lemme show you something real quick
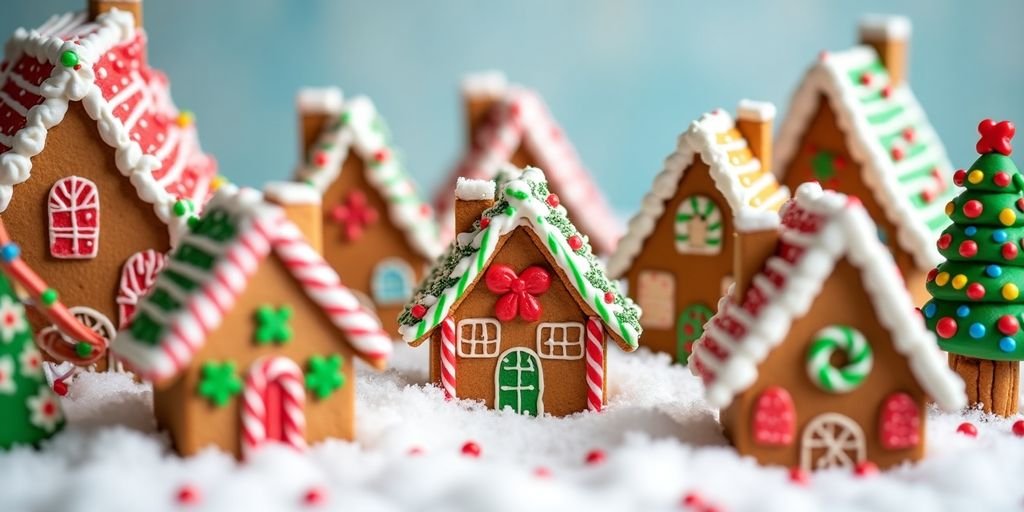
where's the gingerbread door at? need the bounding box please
[799,412,866,471]
[242,356,307,456]
[676,303,713,364]
[495,348,543,416]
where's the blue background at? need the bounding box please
[3,1,1023,212]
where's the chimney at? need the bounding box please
[454,177,496,235]
[731,213,780,304]
[858,15,911,86]
[297,88,344,161]
[735,100,776,174]
[461,71,507,146]
[264,182,323,252]
[89,0,142,27]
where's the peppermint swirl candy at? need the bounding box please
[805,325,873,393]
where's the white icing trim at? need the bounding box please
[800,412,866,471]
[263,181,321,206]
[454,177,496,201]
[535,322,585,360]
[455,317,501,358]
[858,14,912,41]
[737,100,776,122]
[460,70,508,97]
[690,183,965,412]
[296,87,343,115]
[607,108,789,278]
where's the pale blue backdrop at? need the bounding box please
[3,1,1023,212]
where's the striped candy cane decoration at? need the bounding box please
[242,356,307,458]
[440,316,456,400]
[585,317,605,412]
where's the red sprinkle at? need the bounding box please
[958,240,978,258]
[859,72,872,85]
[176,484,201,505]
[788,467,810,485]
[461,441,481,458]
[585,449,607,465]
[410,304,426,319]
[995,171,1012,187]
[603,292,615,304]
[52,380,68,397]
[967,283,986,300]
[891,147,905,161]
[903,127,915,142]
[936,233,952,250]
[953,169,966,186]
[313,151,328,167]
[373,149,389,162]
[408,446,424,456]
[568,235,583,251]
[957,422,978,437]
[480,217,490,229]
[963,199,983,218]
[1012,420,1024,437]
[854,461,879,477]
[935,317,958,339]
[682,491,703,507]
[881,85,893,98]
[303,486,327,506]
[533,467,551,478]
[546,194,560,208]
[998,315,1020,335]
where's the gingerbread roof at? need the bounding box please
[607,103,790,278]
[111,186,392,383]
[689,183,964,411]
[399,167,641,349]
[773,41,955,270]
[435,73,620,253]
[295,89,442,261]
[0,10,217,235]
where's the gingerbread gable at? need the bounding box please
[0,10,216,235]
[435,74,620,253]
[773,41,954,270]
[689,183,963,410]
[295,88,441,261]
[399,167,641,349]
[607,104,789,278]
[111,186,392,383]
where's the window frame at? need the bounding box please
[535,322,585,360]
[371,258,415,306]
[456,318,501,358]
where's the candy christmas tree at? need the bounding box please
[923,119,1024,417]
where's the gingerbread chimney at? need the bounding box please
[89,0,143,27]
[735,100,776,174]
[461,71,508,145]
[858,15,911,86]
[731,213,780,303]
[296,87,344,160]
[454,177,496,235]
[264,182,323,253]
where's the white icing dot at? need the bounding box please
[111,85,119,94]
[156,133,165,143]
[120,77,128,86]
[139,119,148,128]
[98,68,108,79]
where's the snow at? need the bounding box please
[2,345,1022,512]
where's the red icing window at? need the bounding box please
[879,392,921,450]
[48,177,99,259]
[752,386,796,446]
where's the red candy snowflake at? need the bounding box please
[976,119,1015,156]
[329,190,378,241]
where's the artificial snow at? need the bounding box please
[2,345,1022,512]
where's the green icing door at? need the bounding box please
[677,303,714,364]
[495,348,543,416]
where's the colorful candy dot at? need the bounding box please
[993,230,1009,243]
[965,226,978,236]
[789,467,810,485]
[0,243,19,263]
[59,50,79,68]
[176,484,201,505]
[303,486,327,506]
[682,492,703,507]
[479,217,490,228]
[75,342,93,357]
[963,200,984,218]
[854,461,879,477]
[568,235,583,251]
[967,170,985,184]
[1018,198,1024,212]
[1000,337,1017,353]
[953,169,967,186]
[1000,208,1017,226]
[40,288,58,306]
[603,292,614,304]
[959,240,978,258]
[945,202,954,215]
[967,283,986,300]
[461,441,481,457]
[176,111,194,128]
[957,422,978,437]
[1013,420,1024,437]
[995,171,1011,187]
[936,317,958,338]
[951,274,968,290]
[998,315,1020,335]
[585,449,607,465]
[986,265,1003,277]
[968,323,986,338]
[936,233,952,250]
[935,272,950,286]
[546,194,560,208]
[1003,242,1019,260]
[1003,283,1020,300]
[373,149,389,163]
[922,303,936,318]
[410,304,426,319]
[926,268,938,282]
[956,305,971,317]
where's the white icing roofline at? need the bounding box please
[460,70,508,97]
[737,99,776,122]
[859,14,912,41]
[454,177,495,201]
[264,181,321,206]
[297,87,344,115]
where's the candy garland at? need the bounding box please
[242,356,307,457]
[805,325,873,394]
[584,317,604,412]
[440,316,456,400]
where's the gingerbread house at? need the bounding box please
[399,167,641,416]
[773,15,955,304]
[0,1,217,368]
[295,88,441,338]
[434,72,620,255]
[689,183,964,471]
[111,183,392,458]
[608,101,789,364]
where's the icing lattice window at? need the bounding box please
[675,195,722,255]
[457,318,501,358]
[636,270,674,329]
[536,322,584,360]
[48,176,99,259]
[372,258,414,305]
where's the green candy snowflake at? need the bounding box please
[254,305,293,345]
[197,361,242,407]
[305,354,345,400]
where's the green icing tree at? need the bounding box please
[0,268,64,448]
[922,119,1024,416]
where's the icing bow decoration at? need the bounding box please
[977,119,1015,156]
[485,264,551,322]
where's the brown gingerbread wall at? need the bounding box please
[154,253,358,458]
[428,228,595,417]
[722,258,928,470]
[320,155,428,338]
[2,102,170,361]
[623,159,733,361]
[778,97,929,304]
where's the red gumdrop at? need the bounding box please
[789,467,810,485]
[959,240,978,258]
[461,441,481,457]
[177,484,201,505]
[479,217,490,229]
[854,461,879,477]
[998,315,1020,335]
[410,304,426,319]
[957,422,978,437]
[936,317,958,338]
[963,200,983,218]
[603,291,615,304]
[585,449,607,465]
[546,194,560,208]
[1013,420,1024,437]
[995,171,1012,187]
[953,169,966,186]
[568,235,583,251]
[303,486,327,506]
[1003,243,1019,260]
[967,283,986,300]
[52,380,68,397]
[937,233,952,250]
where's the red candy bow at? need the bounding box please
[485,264,551,322]
[977,119,1015,156]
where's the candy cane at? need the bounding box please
[586,317,604,412]
[242,356,307,458]
[440,316,456,400]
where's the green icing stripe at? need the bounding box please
[677,213,693,222]
[706,221,722,231]
[926,213,949,231]
[897,163,940,184]
[817,366,835,392]
[847,61,887,85]
[705,238,721,246]
[676,235,690,242]
[867,106,905,125]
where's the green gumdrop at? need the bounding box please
[75,342,93,358]
[59,50,79,68]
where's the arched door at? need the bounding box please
[676,303,713,364]
[495,348,543,416]
[800,412,866,471]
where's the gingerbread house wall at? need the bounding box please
[2,102,170,358]
[721,258,928,470]
[320,156,429,338]
[428,228,596,417]
[622,159,733,361]
[777,97,928,303]
[154,253,357,458]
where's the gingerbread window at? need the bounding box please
[457,318,501,358]
[675,194,722,255]
[371,258,414,305]
[536,322,584,360]
[48,176,100,259]
[636,270,674,329]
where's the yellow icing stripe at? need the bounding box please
[747,183,781,208]
[715,128,743,145]
[737,168,766,188]
[727,148,753,166]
